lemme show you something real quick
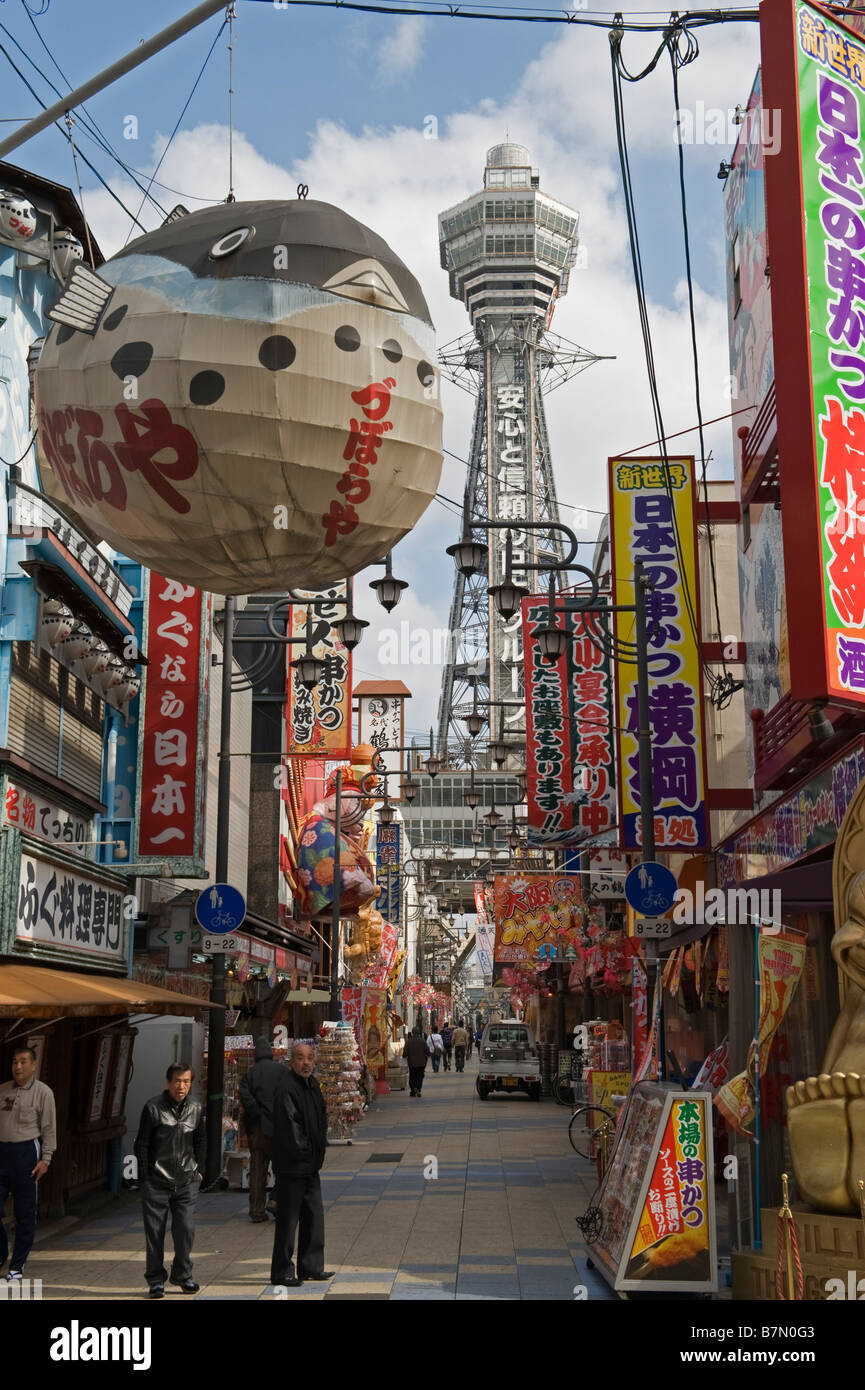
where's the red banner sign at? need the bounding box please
[137,576,209,863]
[522,595,616,847]
[286,585,352,757]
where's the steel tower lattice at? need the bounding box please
[436,143,608,759]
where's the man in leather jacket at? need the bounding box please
[134,1062,206,1299]
[239,1037,284,1222]
[269,1043,333,1288]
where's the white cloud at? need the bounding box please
[77,17,761,736]
[376,17,429,80]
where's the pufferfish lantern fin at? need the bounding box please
[46,263,114,336]
[162,204,190,225]
[322,258,409,314]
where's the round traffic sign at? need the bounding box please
[624,862,677,915]
[195,883,246,934]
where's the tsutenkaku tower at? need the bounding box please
[436,143,602,756]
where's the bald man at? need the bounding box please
[269,1044,333,1288]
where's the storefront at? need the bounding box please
[715,737,865,1215]
[0,962,218,1215]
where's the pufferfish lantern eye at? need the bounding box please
[210,226,254,259]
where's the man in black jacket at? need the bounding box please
[134,1062,206,1299]
[269,1043,333,1288]
[239,1037,284,1222]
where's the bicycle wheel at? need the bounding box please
[553,1074,575,1106]
[569,1104,615,1160]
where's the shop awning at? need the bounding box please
[0,964,220,1018]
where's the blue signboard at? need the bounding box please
[195,883,246,934]
[624,862,677,915]
[375,823,400,924]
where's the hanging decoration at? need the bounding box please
[35,199,443,595]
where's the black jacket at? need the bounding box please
[134,1090,206,1189]
[271,1069,327,1177]
[238,1040,285,1138]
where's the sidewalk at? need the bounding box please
[27,1057,616,1301]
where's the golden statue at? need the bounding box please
[786,779,865,1214]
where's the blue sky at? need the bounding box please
[1,0,762,732]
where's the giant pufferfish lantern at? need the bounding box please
[34,199,443,594]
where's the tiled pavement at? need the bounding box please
[28,1059,617,1301]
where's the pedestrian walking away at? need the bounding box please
[403,1028,428,1097]
[440,1021,453,1071]
[239,1036,285,1221]
[0,1045,56,1282]
[451,1021,469,1072]
[475,1025,483,1057]
[428,1027,444,1072]
[270,1043,334,1288]
[134,1062,206,1298]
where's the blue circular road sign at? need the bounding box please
[624,862,677,915]
[195,883,246,935]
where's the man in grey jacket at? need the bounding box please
[239,1037,284,1222]
[0,1045,56,1282]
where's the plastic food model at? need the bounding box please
[34,199,443,595]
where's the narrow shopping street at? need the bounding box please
[31,1062,613,1302]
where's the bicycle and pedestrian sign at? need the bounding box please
[624,862,677,915]
[195,883,246,934]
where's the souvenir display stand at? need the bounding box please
[316,1022,365,1143]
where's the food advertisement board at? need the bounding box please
[591,1084,717,1294]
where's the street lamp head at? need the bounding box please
[370,550,409,613]
[334,612,369,651]
[471,824,483,844]
[507,828,521,850]
[465,710,484,738]
[424,753,442,778]
[488,738,507,767]
[447,537,488,577]
[464,785,481,809]
[488,579,530,621]
[291,652,326,690]
[537,625,567,663]
[443,845,455,861]
[485,806,502,830]
[378,799,396,825]
[370,572,408,613]
[402,776,419,804]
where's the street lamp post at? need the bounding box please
[203,568,404,1185]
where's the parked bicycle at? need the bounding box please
[568,1103,616,1166]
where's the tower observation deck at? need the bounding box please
[436,143,607,759]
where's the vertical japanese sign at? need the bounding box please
[137,575,210,868]
[761,0,865,702]
[798,3,865,698]
[522,595,616,846]
[286,584,352,757]
[490,381,529,734]
[357,691,405,798]
[609,456,708,851]
[375,823,400,924]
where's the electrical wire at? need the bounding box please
[668,29,730,691]
[121,13,228,244]
[0,38,150,234]
[249,0,759,29]
[609,21,714,696]
[2,12,170,220]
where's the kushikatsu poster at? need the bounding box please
[592,1085,717,1294]
[608,455,709,852]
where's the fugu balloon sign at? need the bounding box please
[33,199,443,595]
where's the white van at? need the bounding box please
[476,1020,541,1101]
